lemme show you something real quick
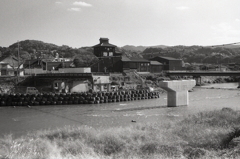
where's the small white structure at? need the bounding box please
[59,67,91,73]
[92,75,111,92]
[159,80,196,107]
[24,68,46,75]
[0,62,24,76]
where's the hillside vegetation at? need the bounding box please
[1,40,240,65]
[0,40,98,66]
[142,45,240,64]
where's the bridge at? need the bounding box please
[166,71,240,76]
[36,73,93,79]
[166,71,240,87]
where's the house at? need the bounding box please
[44,61,73,71]
[24,58,75,75]
[93,38,120,57]
[91,38,151,73]
[91,38,123,73]
[0,55,23,76]
[149,56,183,71]
[91,55,152,73]
[150,61,163,73]
[91,56,122,73]
[23,59,43,69]
[121,56,151,73]
[228,63,240,71]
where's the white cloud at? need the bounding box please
[176,6,189,10]
[73,1,92,7]
[235,18,240,22]
[68,8,81,12]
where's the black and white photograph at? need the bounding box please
[0,0,240,158]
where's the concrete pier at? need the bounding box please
[194,76,202,86]
[159,80,196,107]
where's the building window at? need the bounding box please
[54,83,58,89]
[104,84,108,89]
[103,52,108,56]
[109,52,113,56]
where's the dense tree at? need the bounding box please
[1,40,240,66]
[141,45,240,64]
[73,55,98,67]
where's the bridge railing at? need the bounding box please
[166,70,240,73]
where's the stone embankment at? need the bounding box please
[0,89,160,107]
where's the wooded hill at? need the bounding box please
[141,45,240,64]
[0,40,98,66]
[0,40,240,66]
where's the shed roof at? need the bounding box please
[121,56,150,62]
[129,57,149,62]
[157,56,181,61]
[0,55,19,67]
[150,61,162,65]
[121,56,131,62]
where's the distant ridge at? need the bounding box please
[1,39,240,66]
[121,45,168,52]
[212,44,240,49]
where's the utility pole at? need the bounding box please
[17,41,20,82]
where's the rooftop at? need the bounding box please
[150,61,162,65]
[121,56,150,62]
[153,56,182,61]
[93,37,117,48]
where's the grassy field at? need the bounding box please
[1,108,240,159]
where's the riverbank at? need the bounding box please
[1,108,240,158]
[200,82,239,89]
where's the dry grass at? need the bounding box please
[1,108,240,159]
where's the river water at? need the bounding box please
[0,83,239,138]
[201,82,239,89]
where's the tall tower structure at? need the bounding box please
[93,38,117,58]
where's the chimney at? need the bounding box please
[99,38,109,44]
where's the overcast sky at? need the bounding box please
[0,0,240,48]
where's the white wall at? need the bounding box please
[59,67,91,73]
[92,75,111,92]
[92,75,110,84]
[24,68,46,75]
[71,81,89,92]
[24,67,91,75]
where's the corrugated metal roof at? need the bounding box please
[121,56,131,62]
[158,56,181,61]
[129,57,149,62]
[150,61,162,65]
[121,56,150,62]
